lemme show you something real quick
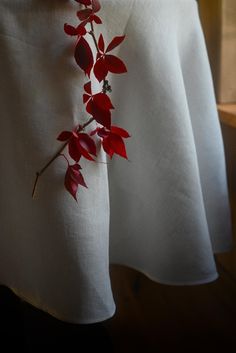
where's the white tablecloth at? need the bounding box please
[0,0,233,323]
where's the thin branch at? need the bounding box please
[32,117,94,199]
[89,22,100,53]
[32,8,112,200]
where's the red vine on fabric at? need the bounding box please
[32,0,130,202]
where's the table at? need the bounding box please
[0,0,233,324]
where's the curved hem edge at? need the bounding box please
[109,262,219,286]
[0,281,117,325]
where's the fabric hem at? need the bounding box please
[109,262,219,286]
[0,281,117,325]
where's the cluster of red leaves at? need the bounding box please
[57,0,130,201]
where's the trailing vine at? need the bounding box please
[32,0,130,202]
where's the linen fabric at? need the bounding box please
[0,0,233,324]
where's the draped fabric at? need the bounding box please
[0,0,233,324]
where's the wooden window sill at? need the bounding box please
[218,104,236,129]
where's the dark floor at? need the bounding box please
[0,285,113,352]
[1,261,236,352]
[106,263,236,353]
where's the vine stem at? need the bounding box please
[32,117,94,199]
[89,21,109,92]
[32,8,107,200]
[90,21,100,53]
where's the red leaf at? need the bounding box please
[64,164,87,202]
[76,140,96,161]
[65,171,79,201]
[77,8,92,21]
[90,101,111,129]
[70,164,87,188]
[64,24,79,36]
[57,131,72,141]
[102,138,114,158]
[93,57,108,82]
[105,55,127,74]
[108,133,128,159]
[92,0,101,13]
[98,34,105,52]
[68,133,96,161]
[69,165,81,183]
[111,126,130,138]
[96,52,102,60]
[97,127,110,138]
[86,99,93,115]
[93,15,102,24]
[74,37,94,77]
[106,35,126,53]
[93,93,114,111]
[89,127,100,136]
[76,170,87,188]
[77,25,87,36]
[78,133,97,156]
[84,81,92,94]
[77,18,90,29]
[83,94,90,104]
[68,137,82,162]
